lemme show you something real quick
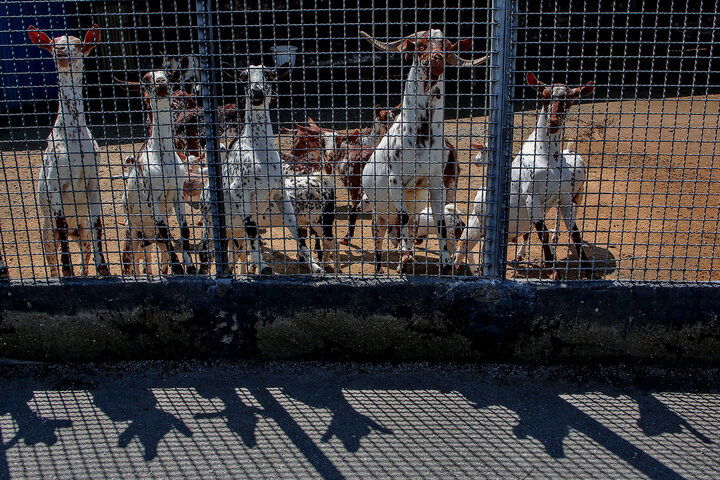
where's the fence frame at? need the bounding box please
[482,0,515,279]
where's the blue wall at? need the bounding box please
[0,2,70,111]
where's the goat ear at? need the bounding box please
[82,24,100,57]
[401,38,416,61]
[526,72,545,92]
[452,38,473,52]
[237,69,249,82]
[28,26,54,53]
[374,104,383,117]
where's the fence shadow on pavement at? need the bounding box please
[0,363,716,479]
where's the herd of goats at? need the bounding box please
[1,24,596,281]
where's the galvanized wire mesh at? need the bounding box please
[506,0,720,282]
[0,0,717,283]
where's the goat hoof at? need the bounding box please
[260,265,273,276]
[62,267,74,277]
[96,264,110,277]
[199,265,209,275]
[551,271,562,281]
[172,264,185,275]
[186,265,198,275]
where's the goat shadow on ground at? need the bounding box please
[280,383,393,453]
[509,242,617,280]
[0,380,72,480]
[449,375,714,480]
[90,378,193,461]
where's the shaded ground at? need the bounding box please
[0,94,718,281]
[0,361,717,479]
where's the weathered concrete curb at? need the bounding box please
[0,278,718,365]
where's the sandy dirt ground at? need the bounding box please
[1,94,719,282]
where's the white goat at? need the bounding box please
[29,25,109,277]
[514,141,586,262]
[197,65,322,275]
[118,69,196,275]
[455,74,594,279]
[360,29,486,274]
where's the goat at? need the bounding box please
[116,69,196,276]
[514,141,586,263]
[163,55,201,94]
[282,108,460,247]
[452,142,491,274]
[173,102,240,159]
[188,147,337,270]
[412,204,466,252]
[455,74,594,279]
[360,29,486,273]
[28,25,109,277]
[196,64,323,275]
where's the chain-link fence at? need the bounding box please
[0,0,717,284]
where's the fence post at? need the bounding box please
[195,0,228,275]
[483,0,516,279]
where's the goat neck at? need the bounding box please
[55,64,87,128]
[531,105,565,164]
[400,58,445,135]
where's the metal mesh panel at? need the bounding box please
[0,0,492,282]
[0,0,717,283]
[507,0,720,282]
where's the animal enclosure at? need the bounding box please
[0,0,718,284]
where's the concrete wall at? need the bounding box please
[0,278,718,365]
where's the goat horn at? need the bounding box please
[448,52,490,67]
[360,30,429,52]
[114,76,141,91]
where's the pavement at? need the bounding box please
[0,361,717,479]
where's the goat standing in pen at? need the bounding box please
[360,29,486,274]
[116,69,196,275]
[514,141,586,263]
[455,74,594,279]
[197,65,323,275]
[28,25,109,277]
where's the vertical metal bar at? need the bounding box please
[483,0,515,279]
[195,0,227,275]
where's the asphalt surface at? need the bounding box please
[0,361,717,479]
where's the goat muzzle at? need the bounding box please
[250,88,265,106]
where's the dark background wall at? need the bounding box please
[1,0,717,138]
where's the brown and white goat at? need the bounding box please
[455,74,594,279]
[117,69,196,275]
[360,29,486,273]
